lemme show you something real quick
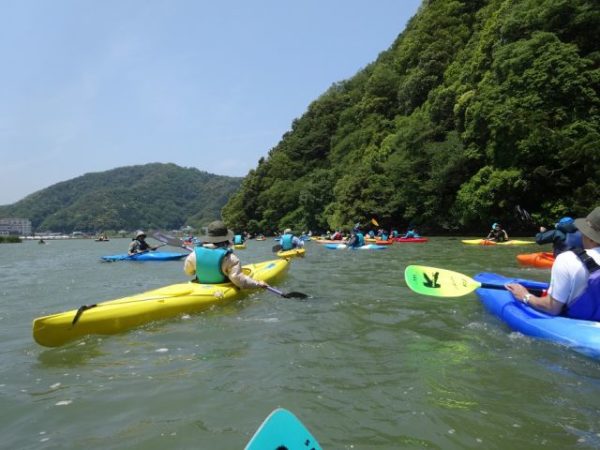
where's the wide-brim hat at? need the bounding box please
[135,230,146,239]
[575,206,600,244]
[202,220,234,243]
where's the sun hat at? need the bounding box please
[284,228,292,234]
[202,220,234,243]
[135,230,146,239]
[558,216,574,224]
[574,207,600,244]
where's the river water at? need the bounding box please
[1,238,599,449]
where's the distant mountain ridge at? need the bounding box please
[0,163,242,233]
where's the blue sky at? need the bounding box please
[0,0,422,205]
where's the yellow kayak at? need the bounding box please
[234,243,247,249]
[33,259,289,347]
[461,239,535,246]
[277,248,306,259]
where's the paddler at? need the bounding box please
[128,230,158,255]
[280,228,304,251]
[346,224,365,248]
[486,222,509,242]
[535,216,582,256]
[183,220,269,289]
[506,206,600,320]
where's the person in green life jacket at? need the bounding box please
[280,228,304,251]
[128,230,158,255]
[346,224,365,248]
[486,223,509,242]
[233,233,245,245]
[403,227,420,238]
[506,206,600,320]
[183,221,269,289]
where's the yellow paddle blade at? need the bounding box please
[404,265,482,297]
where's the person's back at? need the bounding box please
[535,217,580,256]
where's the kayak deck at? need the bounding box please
[33,259,289,347]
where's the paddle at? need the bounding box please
[127,242,167,258]
[266,286,308,299]
[153,232,194,251]
[404,265,546,297]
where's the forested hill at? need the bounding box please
[223,0,599,235]
[0,163,242,233]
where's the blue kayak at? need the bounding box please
[245,408,322,450]
[474,273,600,359]
[324,243,388,250]
[101,252,188,262]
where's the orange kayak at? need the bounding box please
[516,252,555,269]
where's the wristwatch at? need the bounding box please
[523,294,532,304]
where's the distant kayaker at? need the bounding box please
[403,228,420,239]
[486,223,509,242]
[128,230,158,255]
[233,233,245,245]
[535,216,582,256]
[331,230,343,241]
[280,228,304,251]
[346,225,365,248]
[183,220,269,289]
[506,206,600,320]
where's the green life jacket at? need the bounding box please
[194,246,231,284]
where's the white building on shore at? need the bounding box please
[0,218,31,236]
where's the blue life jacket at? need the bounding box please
[280,234,294,251]
[349,232,365,248]
[233,235,243,245]
[566,230,583,250]
[381,233,388,241]
[194,246,231,284]
[563,249,600,321]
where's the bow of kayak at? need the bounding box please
[33,258,289,347]
[462,239,535,246]
[516,252,555,269]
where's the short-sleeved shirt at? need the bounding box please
[548,247,600,305]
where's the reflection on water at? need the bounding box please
[1,238,599,449]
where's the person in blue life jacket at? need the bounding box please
[128,230,158,255]
[280,228,304,251]
[403,227,420,239]
[183,221,269,289]
[486,223,509,242]
[506,206,600,320]
[233,233,245,245]
[535,216,583,256]
[346,225,365,248]
[391,229,399,238]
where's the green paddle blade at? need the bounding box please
[404,265,482,297]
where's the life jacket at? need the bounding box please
[233,234,243,245]
[381,233,388,241]
[194,246,231,284]
[563,249,600,321]
[349,232,365,248]
[489,229,506,242]
[132,238,150,252]
[280,234,294,251]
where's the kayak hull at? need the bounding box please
[364,239,394,245]
[474,272,600,359]
[462,239,535,246]
[101,252,188,262]
[277,248,306,259]
[324,244,388,250]
[234,244,247,249]
[393,237,428,243]
[33,259,289,347]
[516,252,555,269]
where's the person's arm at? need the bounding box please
[505,283,564,315]
[223,254,268,289]
[503,230,509,240]
[183,252,196,277]
[128,241,137,255]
